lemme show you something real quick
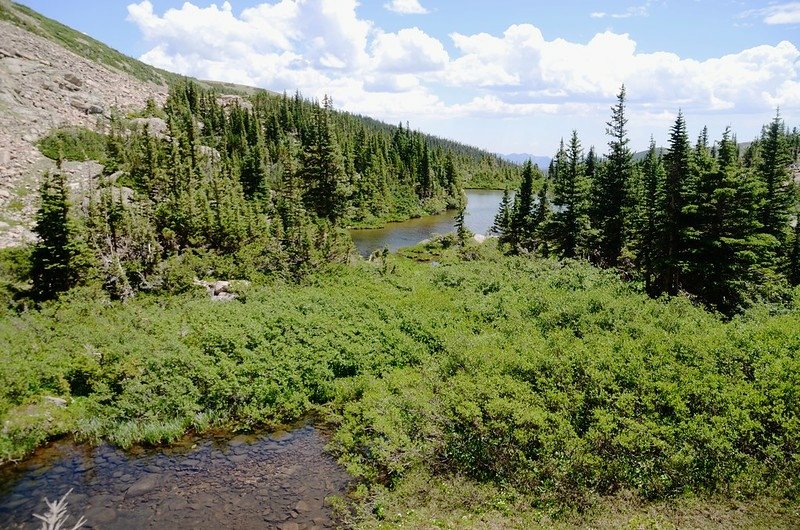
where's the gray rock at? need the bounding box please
[43,396,67,407]
[125,473,159,498]
[131,117,168,138]
[63,72,83,88]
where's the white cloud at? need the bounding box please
[589,4,649,19]
[741,2,800,25]
[371,28,448,73]
[384,0,429,15]
[126,0,800,138]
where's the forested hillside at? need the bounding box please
[495,86,800,315]
[15,80,516,303]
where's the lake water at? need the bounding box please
[0,425,350,530]
[350,189,506,256]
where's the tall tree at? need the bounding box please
[758,111,793,242]
[634,138,666,296]
[595,85,634,266]
[302,97,349,223]
[661,111,692,295]
[550,130,590,259]
[31,171,80,300]
[491,188,513,242]
[509,160,536,251]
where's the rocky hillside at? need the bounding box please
[0,13,167,246]
[0,1,262,248]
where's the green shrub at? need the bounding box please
[37,127,107,162]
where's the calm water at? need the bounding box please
[350,189,506,256]
[0,425,350,530]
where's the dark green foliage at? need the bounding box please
[490,188,513,239]
[37,127,107,163]
[23,81,514,299]
[455,207,468,246]
[507,160,538,251]
[550,130,591,259]
[593,85,634,266]
[757,112,794,242]
[661,111,692,295]
[30,172,87,300]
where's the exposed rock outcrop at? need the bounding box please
[0,19,168,248]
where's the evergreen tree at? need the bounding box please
[491,188,513,241]
[790,216,800,286]
[595,85,634,266]
[509,160,536,251]
[758,111,793,242]
[302,97,349,223]
[550,130,590,259]
[634,138,666,296]
[531,179,551,256]
[455,207,468,246]
[661,111,692,295]
[31,171,79,300]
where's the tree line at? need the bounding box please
[29,81,516,301]
[493,86,800,314]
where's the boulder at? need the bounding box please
[43,396,67,407]
[63,72,83,89]
[131,117,169,139]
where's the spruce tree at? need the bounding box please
[635,138,666,296]
[550,130,590,259]
[455,207,468,246]
[758,111,793,242]
[595,85,634,266]
[31,171,77,300]
[509,160,536,251]
[491,188,513,242]
[661,111,692,295]
[302,97,349,223]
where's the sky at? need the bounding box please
[17,0,800,156]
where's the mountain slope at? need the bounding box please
[0,0,516,248]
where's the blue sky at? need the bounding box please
[18,0,800,156]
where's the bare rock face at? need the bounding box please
[0,19,168,248]
[131,117,169,138]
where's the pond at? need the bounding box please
[350,189,506,256]
[0,424,350,530]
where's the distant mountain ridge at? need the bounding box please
[501,153,552,168]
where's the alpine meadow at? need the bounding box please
[0,0,799,529]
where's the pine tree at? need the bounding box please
[491,188,513,241]
[31,171,78,300]
[790,216,800,286]
[595,85,634,266]
[661,111,692,295]
[758,111,793,242]
[550,130,590,259]
[531,179,551,255]
[301,97,349,223]
[509,160,536,251]
[455,207,468,246]
[635,138,666,296]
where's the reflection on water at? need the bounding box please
[0,425,350,530]
[350,189,506,256]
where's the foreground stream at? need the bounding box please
[0,424,350,529]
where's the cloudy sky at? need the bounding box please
[20,0,800,156]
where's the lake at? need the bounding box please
[350,189,506,256]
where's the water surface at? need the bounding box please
[350,189,506,256]
[0,425,350,530]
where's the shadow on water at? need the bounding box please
[350,189,507,256]
[0,424,350,529]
